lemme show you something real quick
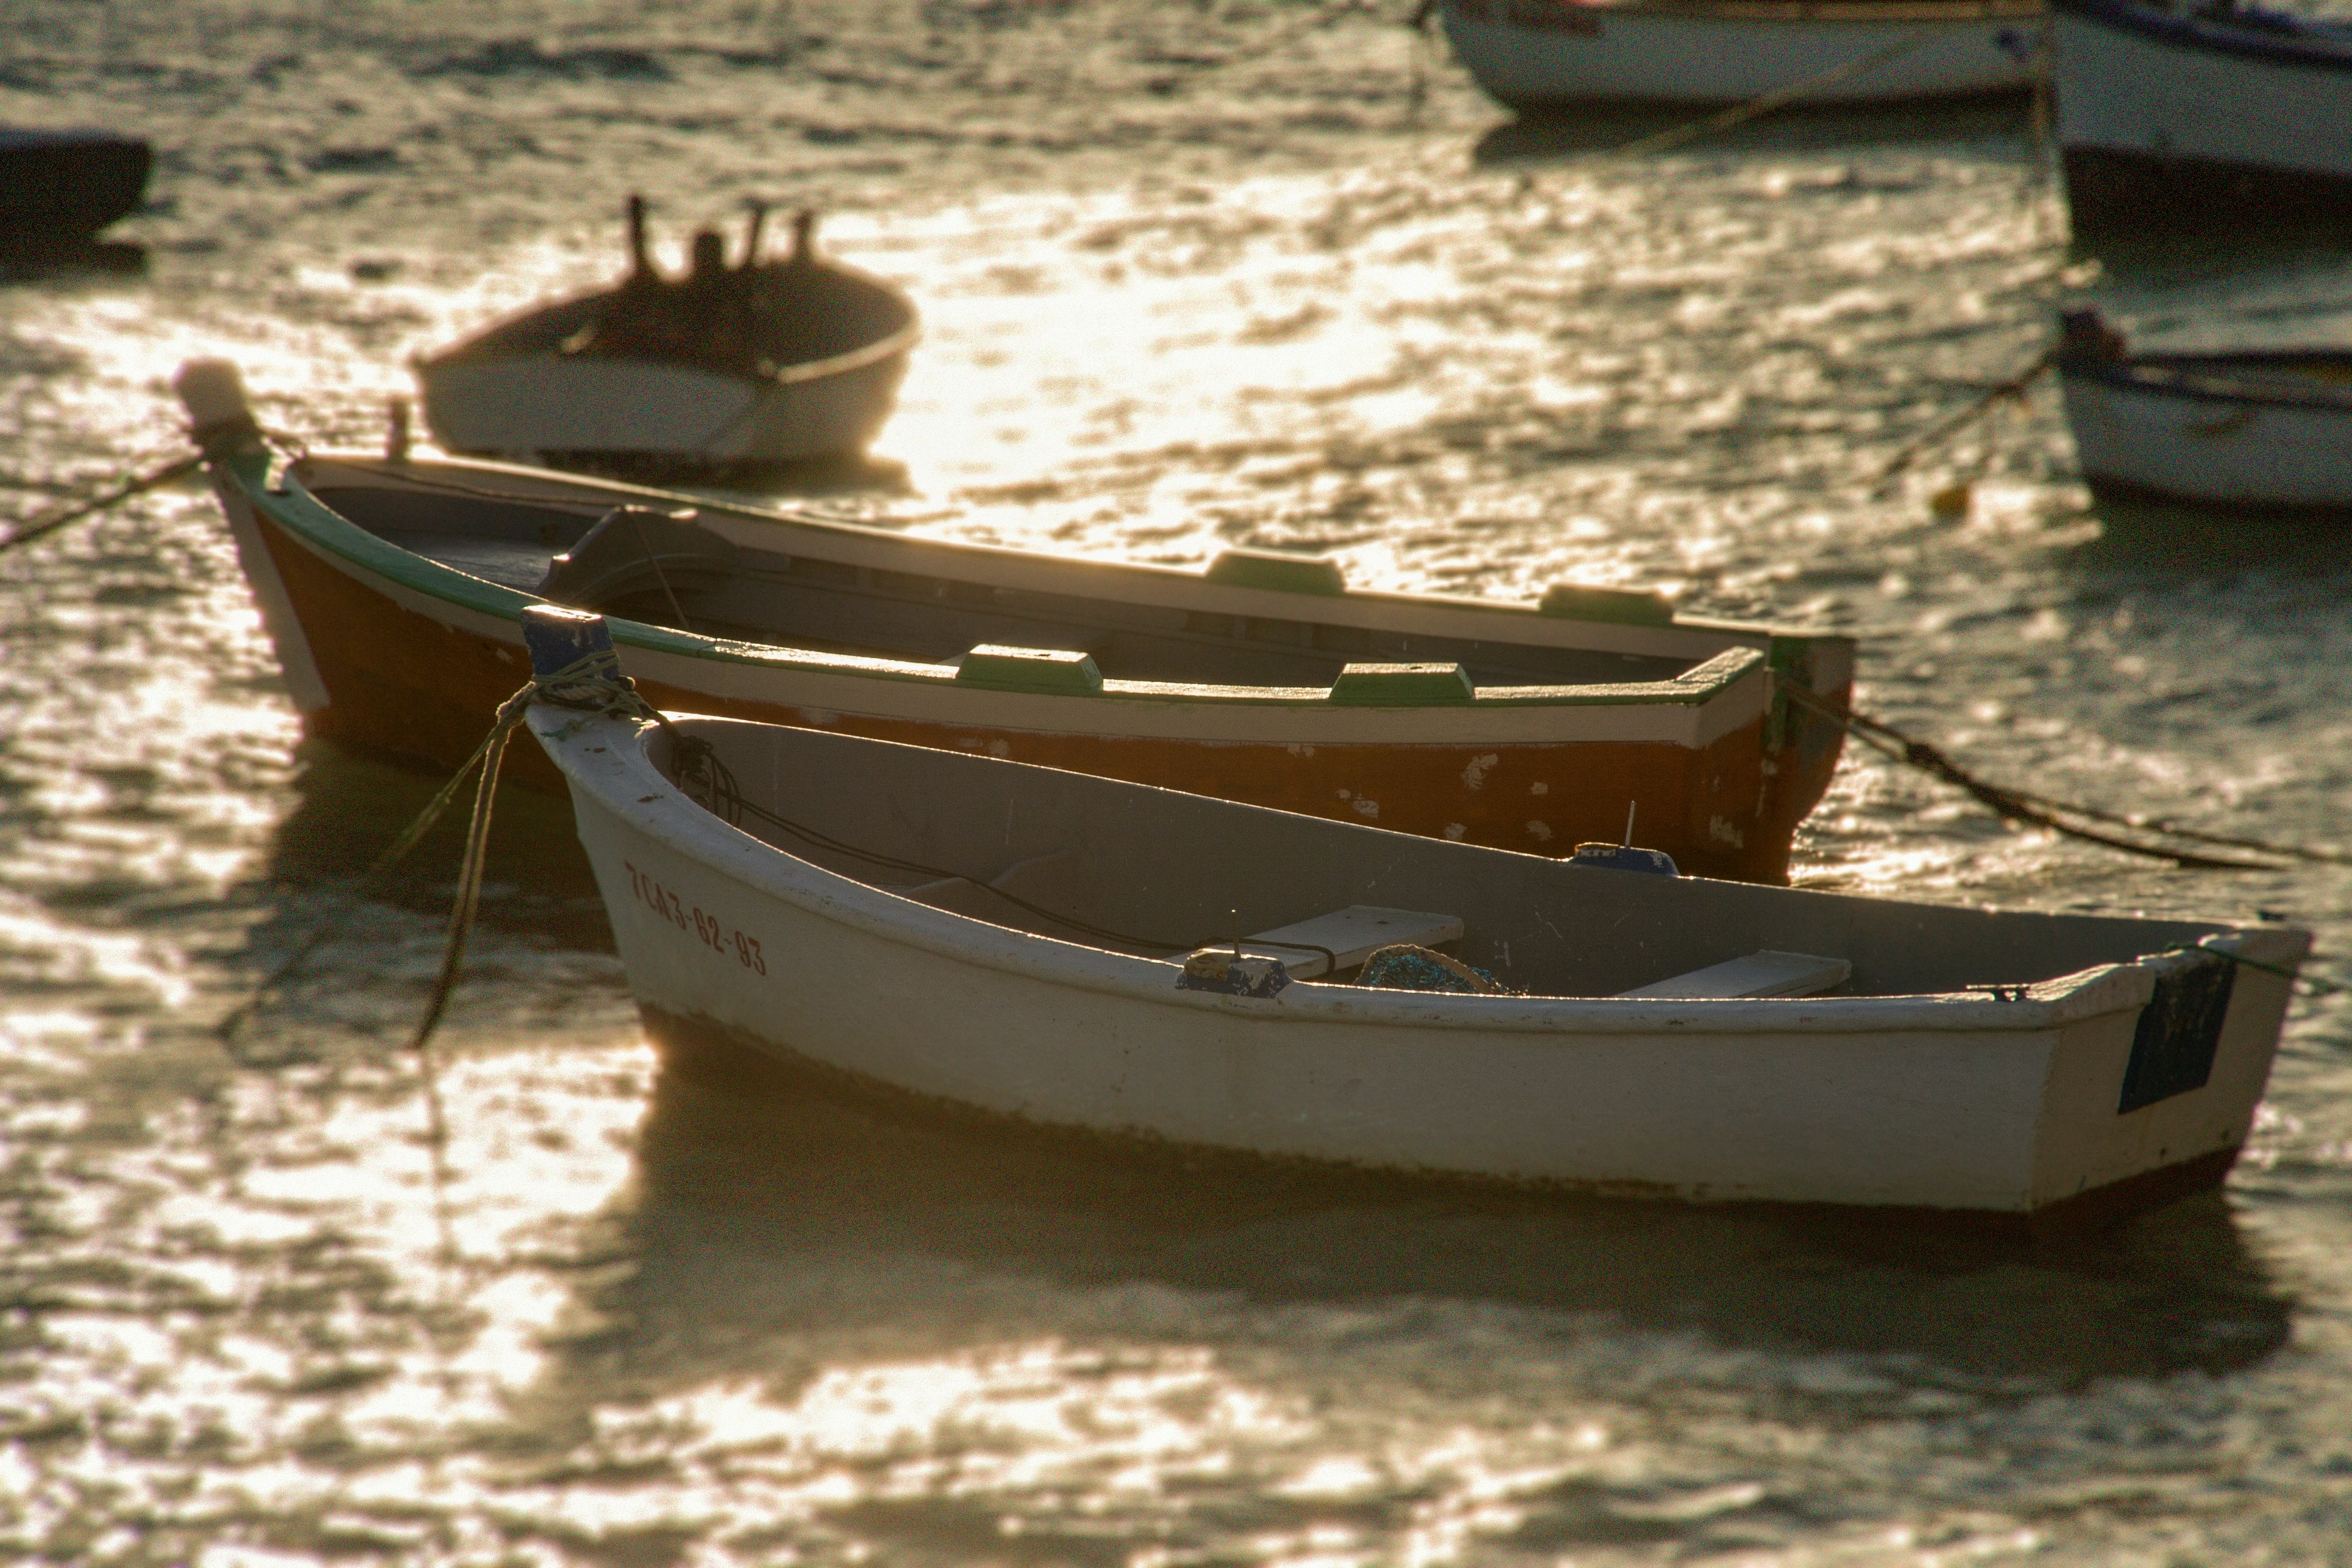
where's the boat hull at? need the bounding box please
[0,130,150,247]
[200,453,1850,882]
[2059,356,2352,512]
[2054,0,2352,232]
[540,708,2300,1218]
[417,347,910,466]
[1439,0,2042,109]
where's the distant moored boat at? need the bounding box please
[1437,0,2044,110]
[416,198,919,476]
[2053,0,2352,231]
[2057,308,2352,514]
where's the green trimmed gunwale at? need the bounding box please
[241,454,1768,710]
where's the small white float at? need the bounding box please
[1436,0,2043,110]
[521,607,2304,1224]
[417,198,917,475]
[2057,308,2352,513]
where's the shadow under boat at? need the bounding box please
[1471,95,2034,167]
[2061,490,2352,578]
[558,1024,2296,1390]
[0,237,147,283]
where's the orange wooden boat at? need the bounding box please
[178,359,1853,882]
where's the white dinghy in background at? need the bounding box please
[2057,308,2352,512]
[2053,0,2352,232]
[417,198,917,475]
[522,609,2305,1224]
[1437,0,2044,110]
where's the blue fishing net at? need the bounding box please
[1358,945,1512,995]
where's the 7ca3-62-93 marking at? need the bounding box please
[624,859,768,975]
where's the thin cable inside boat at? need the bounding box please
[667,737,1335,966]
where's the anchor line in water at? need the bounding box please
[1875,347,2057,486]
[2174,943,2349,999]
[1780,683,2352,871]
[0,451,203,554]
[1599,31,1932,161]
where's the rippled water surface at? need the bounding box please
[7,3,2352,1562]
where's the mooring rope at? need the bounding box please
[1780,682,2352,871]
[1876,347,2057,486]
[0,452,204,554]
[217,649,668,1066]
[1601,31,1931,161]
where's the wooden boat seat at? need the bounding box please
[1614,951,1850,1000]
[1242,906,1465,981]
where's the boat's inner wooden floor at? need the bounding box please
[326,478,1699,690]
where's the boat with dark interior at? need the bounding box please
[416,198,918,476]
[179,358,1854,882]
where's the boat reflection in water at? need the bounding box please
[569,1026,2294,1389]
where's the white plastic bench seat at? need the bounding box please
[1242,905,1465,980]
[1614,950,1850,1000]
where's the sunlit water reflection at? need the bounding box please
[5,2,2352,1562]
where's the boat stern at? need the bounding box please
[2022,926,2308,1220]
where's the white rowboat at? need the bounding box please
[1437,0,2044,110]
[2054,0,2352,231]
[2057,309,2352,512]
[523,608,2305,1222]
[418,202,917,474]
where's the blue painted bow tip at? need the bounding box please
[520,606,613,680]
[1567,841,1681,877]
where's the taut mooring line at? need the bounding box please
[1781,683,2351,871]
[0,452,203,554]
[1601,31,1932,161]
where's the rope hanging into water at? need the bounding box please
[217,650,663,1058]
[1780,683,2352,871]
[0,452,203,554]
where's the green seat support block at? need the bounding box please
[1327,662,1476,706]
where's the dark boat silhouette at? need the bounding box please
[0,129,150,252]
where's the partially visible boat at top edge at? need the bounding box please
[416,197,919,476]
[1437,0,2044,111]
[2057,308,2352,514]
[2054,0,2352,232]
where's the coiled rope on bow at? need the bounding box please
[1781,682,2352,872]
